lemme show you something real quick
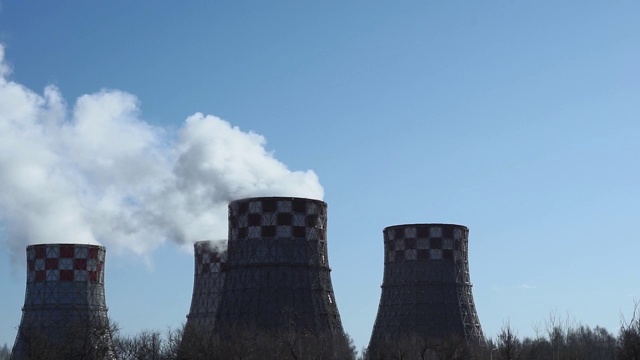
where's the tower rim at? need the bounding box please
[229,196,325,205]
[384,223,468,231]
[25,243,105,249]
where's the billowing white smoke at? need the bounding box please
[0,45,323,257]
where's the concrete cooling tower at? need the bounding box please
[184,241,227,330]
[369,224,483,349]
[215,196,344,335]
[181,240,226,348]
[11,244,115,360]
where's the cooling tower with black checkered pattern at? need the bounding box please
[215,197,344,334]
[180,240,226,347]
[369,224,484,348]
[11,244,115,360]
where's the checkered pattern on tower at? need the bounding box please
[180,241,227,355]
[215,197,344,334]
[12,244,115,360]
[27,244,105,285]
[194,241,226,275]
[184,241,226,331]
[369,224,484,351]
[384,224,467,263]
[229,196,326,242]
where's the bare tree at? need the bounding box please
[497,320,521,360]
[114,326,185,360]
[618,301,640,360]
[0,344,10,360]
[565,325,616,360]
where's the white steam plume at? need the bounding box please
[0,45,323,258]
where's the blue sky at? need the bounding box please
[1,1,639,352]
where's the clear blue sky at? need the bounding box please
[1,1,639,352]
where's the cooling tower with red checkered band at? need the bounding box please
[215,197,344,334]
[11,244,115,360]
[369,224,484,349]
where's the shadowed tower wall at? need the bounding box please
[12,244,115,360]
[215,197,344,334]
[369,224,483,348]
[180,241,226,352]
[184,241,226,330]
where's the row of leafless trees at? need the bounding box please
[4,304,640,360]
[366,307,640,360]
[4,321,357,360]
[486,306,640,360]
[113,325,357,360]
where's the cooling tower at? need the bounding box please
[11,244,115,360]
[215,196,344,334]
[369,224,483,348]
[181,240,226,347]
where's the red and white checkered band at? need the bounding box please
[228,197,328,241]
[26,244,106,284]
[194,241,227,275]
[383,224,468,263]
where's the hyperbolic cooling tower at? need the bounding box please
[214,196,344,334]
[183,240,226,332]
[369,224,483,348]
[12,244,115,360]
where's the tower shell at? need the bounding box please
[181,240,226,350]
[369,224,483,348]
[184,241,226,329]
[215,196,344,334]
[11,243,115,360]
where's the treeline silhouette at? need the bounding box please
[3,304,640,360]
